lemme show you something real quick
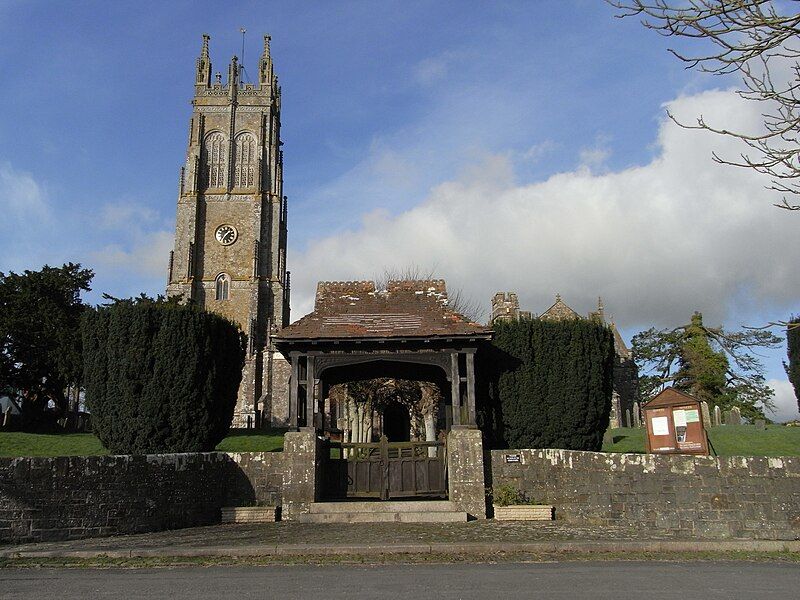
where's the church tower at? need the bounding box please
[167,34,291,427]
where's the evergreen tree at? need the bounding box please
[485,317,614,451]
[673,313,729,403]
[82,298,245,454]
[0,263,93,429]
[632,311,781,421]
[786,316,800,413]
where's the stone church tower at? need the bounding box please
[167,34,291,427]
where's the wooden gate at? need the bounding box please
[323,435,447,500]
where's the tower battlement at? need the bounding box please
[491,292,531,323]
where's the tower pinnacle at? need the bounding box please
[259,34,273,86]
[196,34,211,87]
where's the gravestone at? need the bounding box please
[729,406,742,425]
[625,409,632,429]
[603,428,613,446]
[713,405,722,427]
[700,401,711,428]
[755,419,766,430]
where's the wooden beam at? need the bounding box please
[306,355,316,429]
[450,352,461,426]
[289,354,299,429]
[466,351,476,426]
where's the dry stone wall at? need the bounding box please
[0,452,284,543]
[491,449,800,540]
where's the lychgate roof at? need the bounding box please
[275,280,491,340]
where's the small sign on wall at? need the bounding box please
[504,453,521,463]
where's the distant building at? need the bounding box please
[490,293,640,428]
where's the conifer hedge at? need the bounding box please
[82,301,245,454]
[483,318,614,451]
[787,316,800,413]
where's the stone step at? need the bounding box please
[295,510,467,524]
[308,500,456,514]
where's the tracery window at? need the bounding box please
[234,133,256,188]
[215,273,230,301]
[202,132,227,189]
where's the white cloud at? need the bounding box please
[98,202,159,230]
[0,162,49,221]
[90,230,172,280]
[520,141,555,164]
[767,378,799,423]
[412,51,465,86]
[289,88,800,330]
[578,135,611,171]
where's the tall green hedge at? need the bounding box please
[82,301,245,454]
[787,316,800,414]
[482,318,614,451]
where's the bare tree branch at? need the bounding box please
[609,0,800,210]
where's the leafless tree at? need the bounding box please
[609,0,800,210]
[374,265,486,322]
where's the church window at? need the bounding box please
[234,133,256,188]
[215,273,230,301]
[202,132,227,189]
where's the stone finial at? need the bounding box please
[196,34,212,86]
[259,34,273,86]
[597,296,604,316]
[263,34,271,59]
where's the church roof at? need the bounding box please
[275,280,492,341]
[539,294,581,321]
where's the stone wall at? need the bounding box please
[0,451,284,544]
[491,449,800,540]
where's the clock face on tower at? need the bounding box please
[215,224,238,246]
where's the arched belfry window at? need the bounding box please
[234,133,256,188]
[215,273,230,301]
[202,132,227,189]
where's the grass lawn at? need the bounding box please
[0,428,286,457]
[603,424,800,457]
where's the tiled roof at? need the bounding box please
[275,280,491,340]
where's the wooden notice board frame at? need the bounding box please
[643,388,709,456]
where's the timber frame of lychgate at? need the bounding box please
[272,279,493,433]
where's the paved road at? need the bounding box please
[2,561,797,599]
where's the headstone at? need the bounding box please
[700,401,711,428]
[730,406,742,425]
[713,405,722,427]
[2,407,10,429]
[755,419,766,430]
[603,428,613,446]
[625,409,632,429]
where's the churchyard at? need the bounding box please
[602,424,800,456]
[2,424,798,458]
[0,429,286,458]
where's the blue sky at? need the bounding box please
[1,1,798,420]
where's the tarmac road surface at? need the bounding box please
[2,561,797,599]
